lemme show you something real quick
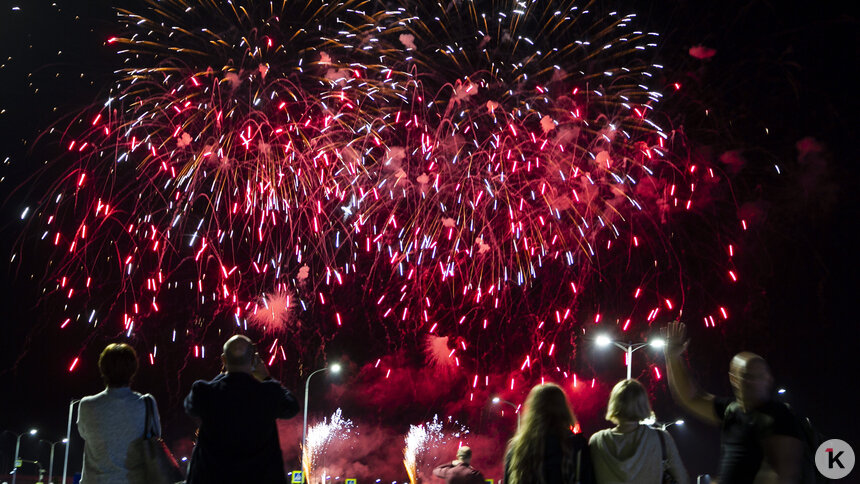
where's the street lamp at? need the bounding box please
[492,397,520,428]
[11,428,38,484]
[40,438,68,484]
[302,363,342,452]
[62,398,81,484]
[641,416,684,430]
[657,419,685,431]
[595,334,665,380]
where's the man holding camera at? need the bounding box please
[185,334,300,483]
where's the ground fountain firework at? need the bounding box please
[403,415,451,484]
[303,408,356,484]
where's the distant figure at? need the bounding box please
[663,321,804,483]
[77,343,161,484]
[433,446,486,484]
[504,383,595,484]
[589,379,689,484]
[184,335,300,484]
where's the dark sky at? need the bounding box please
[0,0,858,481]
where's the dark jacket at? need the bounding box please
[184,372,299,484]
[504,433,595,484]
[433,462,486,484]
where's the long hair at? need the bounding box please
[506,383,577,484]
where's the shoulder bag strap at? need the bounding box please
[143,394,157,439]
[655,428,667,462]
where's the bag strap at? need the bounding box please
[143,394,159,439]
[655,428,667,462]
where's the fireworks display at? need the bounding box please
[20,0,739,416]
[403,416,449,484]
[3,0,852,481]
[303,408,356,484]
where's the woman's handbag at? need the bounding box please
[130,394,184,484]
[655,429,679,484]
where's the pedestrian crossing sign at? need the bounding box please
[346,479,357,484]
[485,479,494,484]
[292,471,304,483]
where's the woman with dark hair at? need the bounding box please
[504,383,595,484]
[77,343,163,483]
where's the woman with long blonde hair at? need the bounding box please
[504,383,595,484]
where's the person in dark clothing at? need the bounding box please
[663,321,804,484]
[184,335,300,484]
[504,383,595,484]
[433,446,485,484]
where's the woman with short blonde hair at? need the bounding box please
[589,379,689,484]
[605,378,655,424]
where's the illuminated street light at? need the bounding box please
[12,428,38,484]
[303,363,342,455]
[492,397,520,428]
[643,417,684,431]
[595,335,665,379]
[39,437,68,484]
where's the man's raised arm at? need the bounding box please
[664,321,719,425]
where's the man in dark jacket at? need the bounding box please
[433,447,486,484]
[185,335,300,483]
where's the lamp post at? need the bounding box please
[302,363,341,452]
[595,334,665,380]
[11,428,38,484]
[40,438,68,484]
[62,398,81,484]
[492,397,520,428]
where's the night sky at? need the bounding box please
[1,0,858,482]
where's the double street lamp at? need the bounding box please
[642,416,685,431]
[658,420,685,431]
[595,334,665,380]
[11,428,38,484]
[40,438,68,484]
[302,363,342,453]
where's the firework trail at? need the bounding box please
[24,0,738,390]
[303,408,356,484]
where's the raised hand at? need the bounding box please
[664,320,689,359]
[251,352,271,381]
